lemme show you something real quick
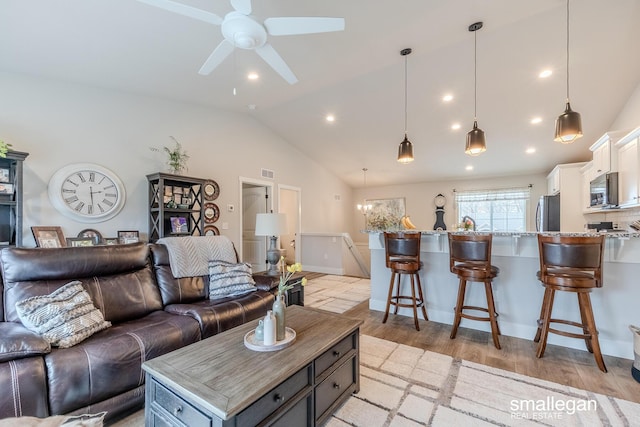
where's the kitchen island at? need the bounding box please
[368,231,640,359]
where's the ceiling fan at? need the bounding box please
[135,0,345,84]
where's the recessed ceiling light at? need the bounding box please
[530,117,543,124]
[539,69,552,78]
[247,72,259,80]
[442,94,454,102]
[526,147,536,154]
[326,114,335,122]
[451,123,461,130]
[465,165,473,171]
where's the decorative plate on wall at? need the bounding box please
[203,180,220,201]
[204,225,219,236]
[203,202,220,223]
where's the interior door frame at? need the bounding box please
[238,176,274,262]
[278,184,302,262]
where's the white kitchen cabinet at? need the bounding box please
[580,161,594,212]
[615,128,640,207]
[589,130,627,178]
[546,162,587,231]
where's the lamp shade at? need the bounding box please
[255,213,287,236]
[397,135,414,163]
[554,102,583,143]
[465,121,486,156]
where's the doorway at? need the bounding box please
[240,177,273,272]
[278,185,301,263]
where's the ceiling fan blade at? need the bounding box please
[198,40,235,75]
[135,0,223,25]
[255,43,298,84]
[230,0,252,15]
[264,17,345,36]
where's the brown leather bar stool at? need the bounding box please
[534,234,607,372]
[448,233,501,349]
[383,232,428,330]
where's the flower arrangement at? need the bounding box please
[463,218,474,231]
[164,136,189,175]
[277,256,307,296]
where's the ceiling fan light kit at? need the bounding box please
[136,0,345,85]
[465,21,486,157]
[554,0,583,143]
[397,48,414,164]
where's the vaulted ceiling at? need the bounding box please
[2,0,639,187]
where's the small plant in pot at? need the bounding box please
[164,136,189,175]
[0,140,12,158]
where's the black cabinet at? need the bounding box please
[147,172,205,242]
[0,151,28,247]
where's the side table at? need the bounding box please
[252,271,305,306]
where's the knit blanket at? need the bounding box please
[157,236,237,278]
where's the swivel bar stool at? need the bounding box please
[448,233,501,349]
[383,232,428,330]
[534,234,607,372]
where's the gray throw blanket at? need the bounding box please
[157,236,237,278]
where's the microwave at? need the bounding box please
[590,172,618,208]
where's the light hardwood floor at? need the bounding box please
[345,300,640,404]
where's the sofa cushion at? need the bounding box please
[165,290,273,338]
[0,412,106,427]
[44,310,200,415]
[208,261,257,300]
[0,322,51,362]
[15,281,111,348]
[1,243,163,324]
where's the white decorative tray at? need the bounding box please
[244,327,296,352]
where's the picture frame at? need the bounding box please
[31,226,66,248]
[0,183,14,194]
[66,237,95,247]
[170,217,188,233]
[0,168,10,183]
[364,197,406,231]
[103,237,120,245]
[118,230,139,244]
[77,228,103,245]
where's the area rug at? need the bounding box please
[304,275,370,314]
[325,335,640,426]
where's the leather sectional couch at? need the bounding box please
[0,242,275,423]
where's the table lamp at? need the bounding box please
[255,213,287,276]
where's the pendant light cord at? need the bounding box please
[404,53,408,135]
[474,28,477,121]
[566,0,570,102]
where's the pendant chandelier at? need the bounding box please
[397,48,414,163]
[465,22,486,156]
[356,168,372,214]
[554,0,583,143]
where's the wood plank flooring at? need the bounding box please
[344,300,640,404]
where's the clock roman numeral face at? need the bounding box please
[60,170,119,216]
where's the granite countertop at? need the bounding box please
[363,230,640,238]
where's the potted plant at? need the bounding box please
[0,140,11,158]
[164,136,189,175]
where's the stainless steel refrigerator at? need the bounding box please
[536,194,560,231]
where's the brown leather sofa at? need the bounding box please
[0,242,274,423]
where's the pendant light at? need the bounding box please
[356,168,372,214]
[397,48,414,163]
[465,22,486,156]
[554,0,582,143]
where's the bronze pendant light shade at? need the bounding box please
[397,48,414,163]
[465,22,486,156]
[554,0,583,143]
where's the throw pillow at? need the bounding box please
[209,260,257,300]
[0,411,106,427]
[15,281,111,349]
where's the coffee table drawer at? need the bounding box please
[151,379,211,427]
[236,364,312,427]
[315,356,356,418]
[315,332,356,379]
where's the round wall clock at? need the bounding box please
[48,163,126,223]
[203,202,220,223]
[203,180,219,201]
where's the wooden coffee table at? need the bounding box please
[142,305,362,426]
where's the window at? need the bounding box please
[454,187,531,232]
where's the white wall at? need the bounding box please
[0,72,355,248]
[611,81,640,131]
[350,174,548,242]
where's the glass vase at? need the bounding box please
[272,293,286,341]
